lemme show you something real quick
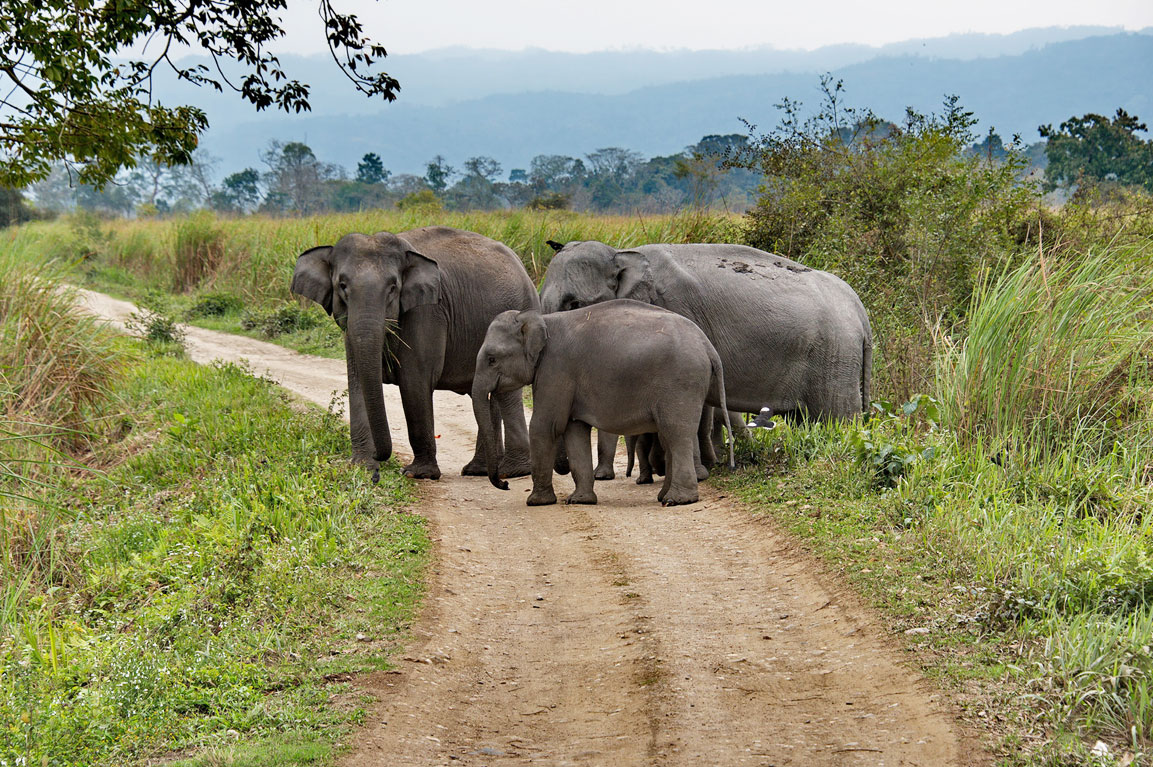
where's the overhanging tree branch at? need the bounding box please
[0,0,399,188]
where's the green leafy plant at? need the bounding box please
[240,304,323,338]
[850,395,939,488]
[186,290,244,318]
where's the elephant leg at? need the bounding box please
[527,415,559,506]
[594,430,617,480]
[345,332,382,472]
[658,422,700,506]
[635,433,655,485]
[625,434,638,478]
[462,394,503,476]
[564,421,597,505]
[495,388,532,478]
[395,319,448,480]
[698,406,717,471]
[553,434,571,475]
[650,435,666,477]
[397,373,441,480]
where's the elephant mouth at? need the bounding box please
[334,314,348,331]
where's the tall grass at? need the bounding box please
[10,208,740,306]
[935,246,1153,461]
[0,247,127,617]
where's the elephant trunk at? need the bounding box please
[349,309,392,463]
[471,373,508,490]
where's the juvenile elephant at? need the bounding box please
[541,240,872,419]
[291,226,539,480]
[472,300,734,506]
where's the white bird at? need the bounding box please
[748,406,775,430]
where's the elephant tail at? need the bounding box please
[707,346,736,470]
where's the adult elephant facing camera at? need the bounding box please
[291,226,539,480]
[540,240,872,423]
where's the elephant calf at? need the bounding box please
[472,300,734,507]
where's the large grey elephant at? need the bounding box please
[471,300,734,507]
[291,226,539,480]
[540,240,873,422]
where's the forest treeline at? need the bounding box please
[5,101,1150,226]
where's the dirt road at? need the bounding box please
[82,289,971,766]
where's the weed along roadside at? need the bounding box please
[1,259,428,766]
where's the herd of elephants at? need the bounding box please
[290,226,873,506]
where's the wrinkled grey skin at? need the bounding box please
[540,240,872,418]
[291,226,539,480]
[472,300,734,507]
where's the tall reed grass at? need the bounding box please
[0,247,125,637]
[13,208,739,304]
[934,246,1153,462]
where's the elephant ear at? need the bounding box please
[291,246,335,315]
[612,250,655,303]
[518,310,549,368]
[401,250,441,313]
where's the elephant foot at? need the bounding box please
[636,473,654,485]
[403,460,441,480]
[460,457,487,476]
[499,452,532,479]
[566,490,598,505]
[696,464,710,481]
[351,453,381,471]
[527,488,558,506]
[594,464,615,481]
[659,488,699,506]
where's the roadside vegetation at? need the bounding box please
[5,83,1153,764]
[5,207,737,358]
[1,252,426,766]
[718,83,1153,765]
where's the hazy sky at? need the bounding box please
[273,0,1153,54]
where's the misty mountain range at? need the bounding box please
[157,27,1153,179]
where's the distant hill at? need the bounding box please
[168,29,1153,178]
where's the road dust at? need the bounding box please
[81,289,975,766]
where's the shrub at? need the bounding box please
[849,395,940,489]
[729,77,1038,399]
[187,290,244,318]
[396,189,442,211]
[240,303,323,338]
[527,192,569,210]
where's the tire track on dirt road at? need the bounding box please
[81,289,976,766]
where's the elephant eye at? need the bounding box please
[487,356,496,366]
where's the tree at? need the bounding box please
[1039,109,1153,192]
[260,141,342,215]
[356,152,390,185]
[211,168,262,214]
[0,187,34,227]
[424,155,455,193]
[529,155,582,189]
[0,0,399,189]
[463,156,502,182]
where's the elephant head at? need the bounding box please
[291,232,440,463]
[471,309,548,490]
[539,240,655,313]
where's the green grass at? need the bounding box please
[1,348,426,767]
[3,208,738,360]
